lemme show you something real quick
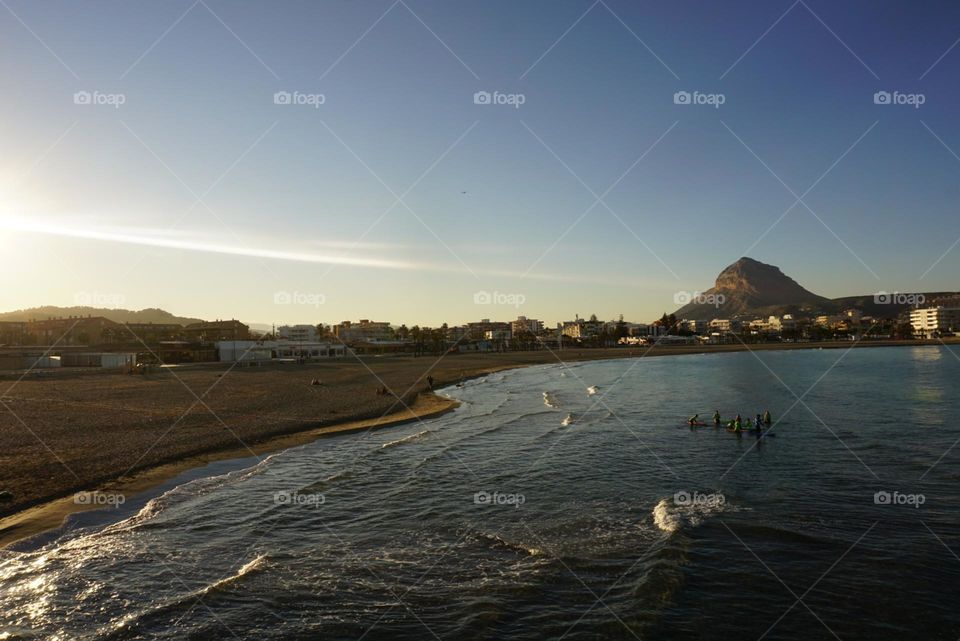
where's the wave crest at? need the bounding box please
[381,430,430,449]
[652,496,726,534]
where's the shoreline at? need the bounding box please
[1,338,952,548]
[0,391,460,549]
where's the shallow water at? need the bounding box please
[2,346,959,640]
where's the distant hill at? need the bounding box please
[674,257,829,320]
[672,257,959,321]
[0,306,204,326]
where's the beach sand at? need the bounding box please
[0,339,951,546]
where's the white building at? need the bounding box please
[217,341,273,363]
[768,315,796,331]
[709,319,737,332]
[277,324,318,342]
[815,315,844,327]
[217,340,345,362]
[910,307,960,337]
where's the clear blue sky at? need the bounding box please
[2,0,959,326]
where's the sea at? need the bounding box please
[1,345,958,640]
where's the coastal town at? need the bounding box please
[0,303,957,372]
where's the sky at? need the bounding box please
[2,0,960,327]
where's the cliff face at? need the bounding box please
[674,257,829,320]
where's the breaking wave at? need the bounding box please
[382,429,430,449]
[652,496,727,534]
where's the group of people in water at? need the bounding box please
[688,409,772,433]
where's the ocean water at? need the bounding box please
[2,346,959,640]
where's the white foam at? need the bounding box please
[381,429,430,449]
[200,554,267,596]
[652,496,726,534]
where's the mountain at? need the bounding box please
[672,257,960,322]
[0,306,204,326]
[673,257,831,321]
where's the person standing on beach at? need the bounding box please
[427,375,434,390]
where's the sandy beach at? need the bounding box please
[0,339,952,546]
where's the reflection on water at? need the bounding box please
[1,346,959,640]
[909,346,948,424]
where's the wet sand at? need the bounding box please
[0,392,458,548]
[0,339,951,546]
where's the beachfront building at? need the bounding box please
[216,341,273,363]
[466,319,511,341]
[333,320,394,343]
[560,321,582,339]
[277,324,318,342]
[814,315,839,328]
[510,316,542,336]
[680,319,705,333]
[272,341,345,360]
[184,320,250,343]
[910,307,960,338]
[766,315,796,332]
[561,317,602,340]
[0,321,27,346]
[124,322,184,344]
[60,352,137,369]
[216,340,345,363]
[708,318,739,333]
[0,349,61,370]
[25,316,123,346]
